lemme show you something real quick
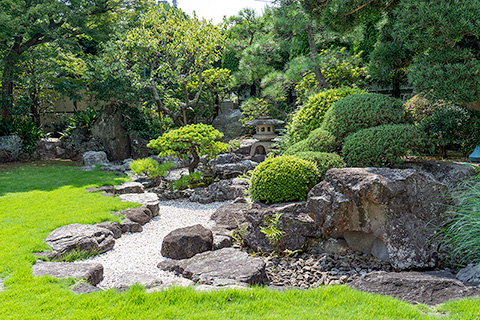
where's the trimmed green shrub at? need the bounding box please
[304,128,339,152]
[294,152,345,180]
[404,94,445,124]
[130,158,174,181]
[286,87,366,144]
[342,124,428,168]
[250,156,319,204]
[283,139,310,155]
[322,93,407,143]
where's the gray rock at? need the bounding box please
[61,128,102,161]
[113,272,163,291]
[71,282,103,294]
[82,151,109,165]
[233,139,258,155]
[213,235,232,250]
[349,271,480,305]
[403,159,475,187]
[457,264,480,285]
[154,155,190,169]
[119,193,160,216]
[33,260,104,285]
[35,138,65,160]
[75,165,96,172]
[45,224,115,256]
[158,247,267,285]
[99,163,130,173]
[115,182,145,195]
[119,218,143,233]
[212,108,244,141]
[210,200,250,230]
[208,153,244,166]
[207,179,249,202]
[117,206,153,226]
[91,104,131,161]
[212,160,258,180]
[94,222,122,239]
[87,186,115,193]
[307,168,450,270]
[244,202,321,252]
[0,135,21,161]
[161,224,213,260]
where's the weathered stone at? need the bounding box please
[117,206,153,226]
[75,165,96,172]
[94,222,122,239]
[35,138,65,160]
[0,135,21,161]
[212,108,244,141]
[349,271,480,305]
[161,224,213,260]
[113,272,163,291]
[158,247,267,285]
[87,186,115,193]
[212,160,258,180]
[119,218,143,233]
[208,153,244,166]
[115,182,145,195]
[403,159,475,187]
[457,264,480,285]
[45,224,115,256]
[244,202,321,252]
[210,200,250,230]
[154,155,190,169]
[71,283,103,294]
[233,139,258,155]
[119,193,160,216]
[307,168,450,269]
[82,151,109,165]
[91,104,131,161]
[33,260,104,285]
[213,235,232,250]
[207,179,249,202]
[61,128,102,161]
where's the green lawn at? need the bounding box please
[0,161,478,320]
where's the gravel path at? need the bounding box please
[86,200,228,289]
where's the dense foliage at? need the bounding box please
[147,124,229,173]
[129,158,174,181]
[342,124,428,168]
[322,93,407,143]
[250,155,319,204]
[286,87,366,145]
[294,151,345,180]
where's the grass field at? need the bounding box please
[0,161,479,320]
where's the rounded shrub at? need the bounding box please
[283,139,309,155]
[130,157,174,180]
[304,128,339,152]
[250,156,319,204]
[342,124,428,168]
[322,93,407,143]
[294,152,345,180]
[404,94,445,124]
[286,87,366,144]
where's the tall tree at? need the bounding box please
[0,0,149,120]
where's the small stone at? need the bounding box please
[120,218,143,233]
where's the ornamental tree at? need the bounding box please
[147,124,229,174]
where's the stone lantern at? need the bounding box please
[245,116,284,156]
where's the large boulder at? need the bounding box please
[210,200,250,230]
[211,108,244,141]
[117,206,153,226]
[61,128,102,161]
[158,247,267,285]
[209,153,244,166]
[403,159,475,187]
[349,271,480,305]
[82,151,109,165]
[33,260,104,285]
[161,224,213,260]
[45,224,115,257]
[114,182,145,195]
[119,192,160,216]
[307,168,450,269]
[244,202,321,252]
[35,138,66,160]
[188,179,249,204]
[91,104,131,161]
[212,160,258,180]
[457,264,480,285]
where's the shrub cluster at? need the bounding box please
[322,93,407,143]
[284,128,338,155]
[130,157,174,181]
[286,87,366,144]
[250,156,319,204]
[294,152,345,179]
[342,124,428,167]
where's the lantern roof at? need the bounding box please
[245,116,284,126]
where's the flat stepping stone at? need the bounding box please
[119,193,160,216]
[349,271,480,305]
[117,206,153,226]
[71,282,103,294]
[33,261,104,285]
[158,247,266,285]
[119,218,143,233]
[113,272,164,291]
[115,182,144,195]
[45,224,115,257]
[87,186,115,193]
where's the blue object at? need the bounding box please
[469,145,480,162]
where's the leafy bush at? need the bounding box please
[294,152,345,180]
[250,156,319,204]
[0,117,42,154]
[283,139,309,155]
[322,93,407,143]
[304,128,339,152]
[63,107,101,136]
[130,158,174,181]
[172,172,204,190]
[441,180,480,266]
[286,87,366,145]
[404,93,446,123]
[120,104,173,140]
[342,124,428,168]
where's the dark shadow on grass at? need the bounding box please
[0,160,127,196]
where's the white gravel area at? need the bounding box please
[86,200,228,289]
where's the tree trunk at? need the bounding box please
[392,76,401,99]
[188,146,200,174]
[307,24,329,90]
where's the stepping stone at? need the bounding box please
[115,182,144,195]
[117,206,153,226]
[119,218,143,233]
[113,272,164,291]
[71,282,103,294]
[161,224,213,260]
[94,222,122,239]
[119,193,160,216]
[87,186,115,193]
[158,247,267,285]
[33,261,104,285]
